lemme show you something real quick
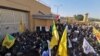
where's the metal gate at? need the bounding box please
[0,8,29,35]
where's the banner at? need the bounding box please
[2,34,16,49]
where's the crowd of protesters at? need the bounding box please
[0,29,52,56]
[0,20,100,56]
[67,23,100,56]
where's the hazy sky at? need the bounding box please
[40,0,100,19]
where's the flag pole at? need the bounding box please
[47,40,51,56]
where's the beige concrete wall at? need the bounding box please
[0,0,51,31]
[0,0,30,11]
[46,19,53,29]
[35,19,47,27]
[32,1,51,14]
[33,19,53,30]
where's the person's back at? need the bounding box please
[24,47,40,56]
[42,46,49,56]
[42,50,49,56]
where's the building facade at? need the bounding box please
[0,0,53,35]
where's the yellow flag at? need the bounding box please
[2,34,16,49]
[19,19,25,32]
[50,21,59,49]
[93,27,100,43]
[57,28,67,56]
[82,14,87,22]
[82,14,88,22]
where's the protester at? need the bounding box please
[42,46,49,56]
[0,20,100,56]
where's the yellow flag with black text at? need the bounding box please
[19,19,25,32]
[57,28,68,56]
[93,27,100,43]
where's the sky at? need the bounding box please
[40,0,100,19]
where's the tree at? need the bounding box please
[74,14,84,21]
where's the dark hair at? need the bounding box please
[44,46,48,51]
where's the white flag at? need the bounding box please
[68,38,72,48]
[82,38,96,54]
[67,25,72,48]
